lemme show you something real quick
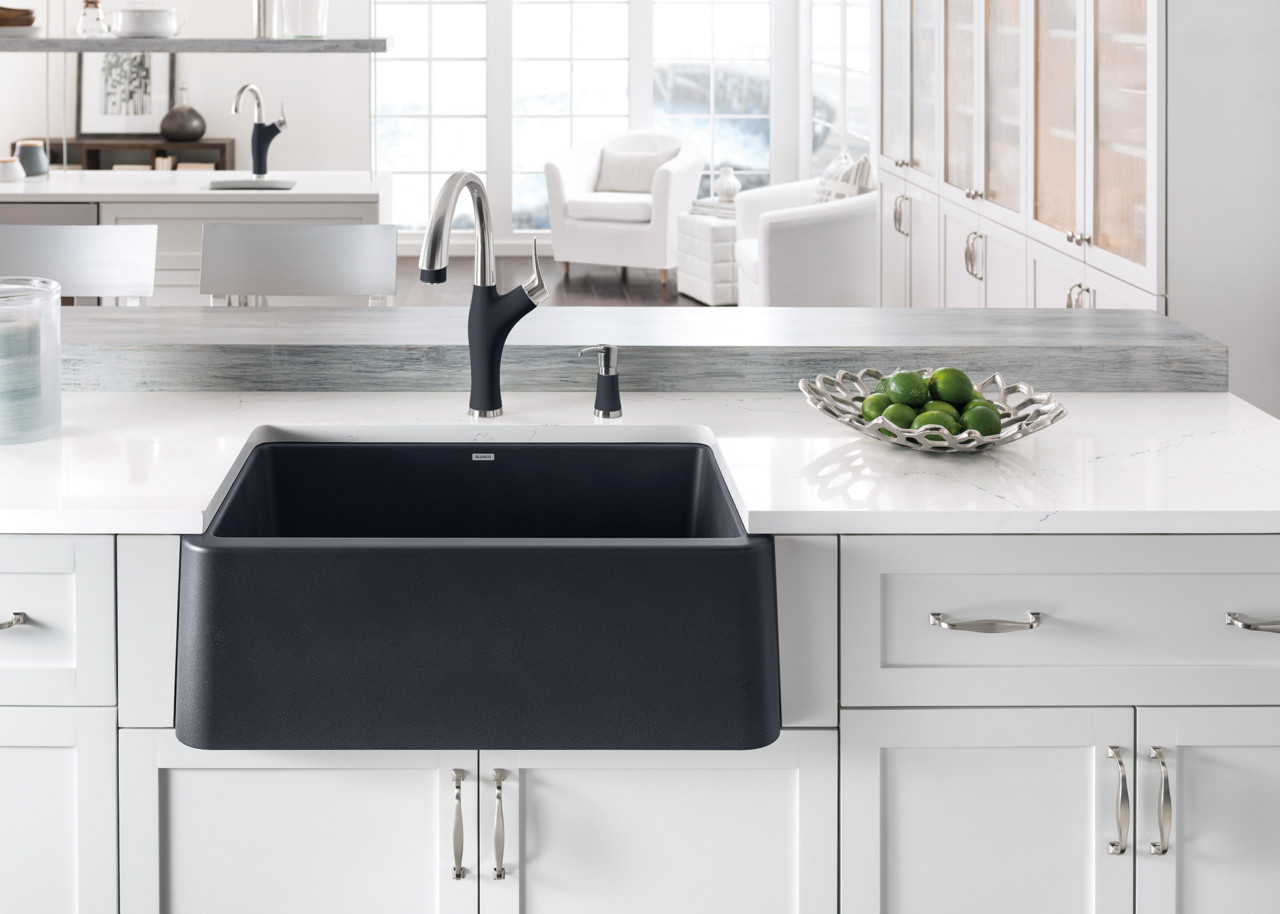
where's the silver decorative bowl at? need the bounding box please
[798,368,1067,453]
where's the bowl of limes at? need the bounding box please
[798,366,1066,453]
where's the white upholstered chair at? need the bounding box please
[545,130,704,285]
[734,178,878,308]
[0,224,157,306]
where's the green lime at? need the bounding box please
[887,371,930,408]
[861,393,893,422]
[880,403,918,430]
[971,387,987,401]
[912,411,961,435]
[962,398,995,415]
[920,400,960,421]
[928,367,975,406]
[961,405,1003,437]
[874,376,892,395]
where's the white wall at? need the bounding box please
[1167,0,1280,418]
[0,0,372,171]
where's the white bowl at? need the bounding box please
[109,8,184,38]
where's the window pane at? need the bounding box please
[375,5,430,59]
[848,0,872,73]
[653,3,713,58]
[812,64,840,126]
[431,118,487,171]
[714,4,770,59]
[376,61,430,115]
[572,3,628,58]
[714,61,769,115]
[813,119,841,174]
[432,61,486,114]
[572,115,629,146]
[513,173,550,230]
[572,60,628,115]
[654,115,711,166]
[513,3,570,58]
[513,61,571,114]
[431,4,486,57]
[376,117,430,171]
[847,70,872,146]
[653,62,711,116]
[391,173,434,229]
[812,6,842,66]
[512,116,571,172]
[714,117,769,170]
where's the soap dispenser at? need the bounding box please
[579,344,622,418]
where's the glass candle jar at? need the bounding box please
[0,278,61,444]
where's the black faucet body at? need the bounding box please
[250,122,283,177]
[467,284,538,415]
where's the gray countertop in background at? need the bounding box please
[62,306,1227,393]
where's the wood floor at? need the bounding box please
[393,256,708,307]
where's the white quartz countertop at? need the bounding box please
[1,390,1277,536]
[0,170,390,203]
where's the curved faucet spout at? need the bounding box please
[419,171,496,288]
[232,84,265,123]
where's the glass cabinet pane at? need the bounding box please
[1093,0,1147,265]
[1034,0,1077,233]
[984,0,1021,212]
[881,0,908,162]
[910,0,937,174]
[944,0,975,192]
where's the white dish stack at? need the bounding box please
[0,277,61,444]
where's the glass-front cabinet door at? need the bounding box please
[1086,0,1161,291]
[981,0,1025,228]
[880,0,911,173]
[879,0,941,189]
[1030,0,1086,257]
[941,0,979,205]
[908,0,940,187]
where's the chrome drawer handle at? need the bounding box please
[1226,612,1280,634]
[0,612,26,631]
[492,769,507,879]
[929,612,1042,633]
[1106,747,1130,855]
[451,769,467,880]
[1149,747,1172,856]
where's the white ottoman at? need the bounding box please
[676,211,737,306]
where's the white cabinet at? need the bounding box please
[1029,239,1161,310]
[0,707,118,914]
[480,731,837,914]
[876,0,941,191]
[940,201,1025,308]
[879,173,940,309]
[841,708,1134,914]
[119,729,478,914]
[1137,708,1280,914]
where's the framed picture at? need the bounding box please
[77,52,174,138]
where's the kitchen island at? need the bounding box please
[3,385,1278,914]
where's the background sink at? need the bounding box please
[177,439,780,751]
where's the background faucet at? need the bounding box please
[233,84,287,179]
[419,172,550,418]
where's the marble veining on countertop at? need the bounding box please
[0,390,1275,536]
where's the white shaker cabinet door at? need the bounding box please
[119,730,479,914]
[1030,237,1086,308]
[841,708,1134,914]
[478,731,837,914]
[0,707,117,914]
[941,200,983,308]
[1137,708,1280,914]
[980,217,1027,309]
[906,187,940,308]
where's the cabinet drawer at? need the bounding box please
[0,536,115,705]
[841,535,1280,707]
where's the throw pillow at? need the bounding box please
[596,147,680,193]
[813,152,873,203]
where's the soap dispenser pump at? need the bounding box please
[579,344,622,418]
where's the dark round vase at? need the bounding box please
[161,96,207,143]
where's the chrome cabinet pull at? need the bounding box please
[893,196,903,234]
[963,232,976,277]
[492,769,507,879]
[929,612,1042,633]
[1225,612,1280,633]
[1067,282,1083,308]
[0,612,26,631]
[1066,231,1077,244]
[1106,747,1130,856]
[1149,748,1172,856]
[1075,233,1091,246]
[970,234,985,281]
[451,769,467,880]
[898,197,910,237]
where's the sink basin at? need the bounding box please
[177,432,780,751]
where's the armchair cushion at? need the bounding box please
[565,192,654,223]
[596,147,679,193]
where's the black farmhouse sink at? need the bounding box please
[177,440,780,751]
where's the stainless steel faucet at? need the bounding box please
[232,84,287,178]
[419,172,550,418]
[232,84,266,123]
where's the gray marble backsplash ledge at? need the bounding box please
[61,307,1228,393]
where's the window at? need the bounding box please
[810,0,872,175]
[510,0,631,230]
[652,0,772,196]
[373,0,488,229]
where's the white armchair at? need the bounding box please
[734,178,879,308]
[545,130,704,284]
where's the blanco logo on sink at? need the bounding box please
[472,453,495,461]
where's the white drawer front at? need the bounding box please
[0,536,115,705]
[842,535,1280,707]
